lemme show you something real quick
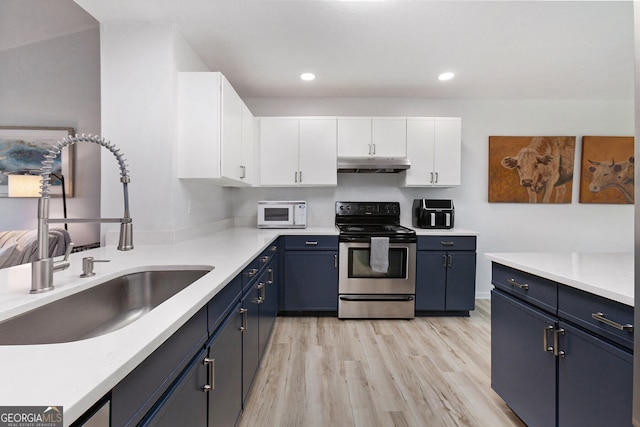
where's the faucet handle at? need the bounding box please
[80,256,111,278]
[52,243,74,273]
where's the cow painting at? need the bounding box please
[579,136,634,204]
[586,157,634,203]
[499,137,575,203]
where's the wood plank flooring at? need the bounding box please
[238,300,525,427]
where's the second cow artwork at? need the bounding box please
[489,135,634,204]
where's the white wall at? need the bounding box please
[240,98,635,297]
[0,28,101,246]
[99,24,233,243]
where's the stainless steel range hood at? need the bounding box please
[337,157,411,173]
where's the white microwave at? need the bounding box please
[257,201,307,229]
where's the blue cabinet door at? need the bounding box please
[242,284,261,404]
[445,251,476,311]
[284,251,338,312]
[207,303,243,427]
[491,290,557,427]
[415,251,447,310]
[259,262,278,360]
[140,347,208,427]
[557,321,632,427]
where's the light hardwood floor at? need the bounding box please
[238,300,525,427]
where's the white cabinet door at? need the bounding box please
[177,72,253,186]
[433,118,461,186]
[299,118,337,186]
[221,76,243,181]
[401,117,461,187]
[177,72,221,180]
[337,118,371,157]
[403,118,435,186]
[371,118,406,157]
[240,103,255,185]
[259,118,299,186]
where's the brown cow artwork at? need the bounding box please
[489,136,576,203]
[579,136,634,204]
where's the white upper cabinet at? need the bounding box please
[337,117,406,158]
[401,117,462,187]
[259,117,337,187]
[177,72,255,186]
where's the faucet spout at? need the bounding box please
[31,134,134,294]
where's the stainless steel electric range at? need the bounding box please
[335,201,417,319]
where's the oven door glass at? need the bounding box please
[348,247,407,278]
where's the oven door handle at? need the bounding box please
[339,296,415,302]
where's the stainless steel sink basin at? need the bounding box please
[0,268,212,345]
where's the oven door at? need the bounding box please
[339,242,416,294]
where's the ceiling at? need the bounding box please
[6,1,636,100]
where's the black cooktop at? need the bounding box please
[335,202,416,242]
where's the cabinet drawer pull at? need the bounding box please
[267,268,274,284]
[334,254,338,269]
[592,312,634,332]
[305,241,318,246]
[203,357,215,392]
[507,278,529,290]
[246,268,258,278]
[553,328,565,358]
[440,241,455,246]
[543,325,554,353]
[447,254,453,268]
[257,283,266,303]
[261,255,270,264]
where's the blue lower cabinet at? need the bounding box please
[141,304,243,427]
[491,290,557,427]
[207,303,243,427]
[557,321,632,427]
[415,236,476,314]
[140,347,208,427]
[492,264,634,427]
[242,284,261,404]
[259,263,278,359]
[283,251,338,312]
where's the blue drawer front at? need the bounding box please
[492,263,558,314]
[284,235,338,250]
[558,285,633,351]
[208,275,242,334]
[417,235,476,251]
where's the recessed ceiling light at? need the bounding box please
[300,72,316,81]
[438,72,455,81]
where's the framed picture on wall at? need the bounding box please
[0,126,75,197]
[579,136,634,204]
[488,136,576,204]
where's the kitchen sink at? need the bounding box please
[0,268,213,345]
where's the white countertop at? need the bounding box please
[0,225,478,425]
[485,252,634,306]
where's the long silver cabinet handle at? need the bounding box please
[592,312,634,332]
[257,283,266,303]
[239,308,248,332]
[267,268,274,284]
[440,241,455,246]
[507,278,529,290]
[442,254,447,268]
[334,254,338,269]
[203,357,215,392]
[553,328,565,358]
[543,325,554,353]
[305,241,318,246]
[447,254,453,268]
